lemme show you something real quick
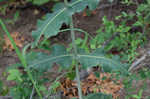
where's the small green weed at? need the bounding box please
[38,39,51,51]
[127,89,143,99]
[90,16,145,63]
[124,68,150,99]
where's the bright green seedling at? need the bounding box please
[131,89,143,99]
[94,16,145,63]
[67,34,89,53]
[7,69,23,82]
[38,39,51,50]
[121,0,134,5]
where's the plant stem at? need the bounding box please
[70,16,83,99]
[59,28,93,39]
[0,19,42,99]
[64,0,69,6]
[64,2,83,98]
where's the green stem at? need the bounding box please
[64,1,83,98]
[0,19,42,99]
[64,0,69,6]
[70,17,83,99]
[59,28,93,39]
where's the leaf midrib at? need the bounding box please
[36,0,84,44]
[28,54,121,69]
[28,54,72,68]
[78,55,121,68]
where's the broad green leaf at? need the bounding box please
[28,44,127,74]
[78,48,128,74]
[32,10,70,47]
[32,0,100,47]
[27,44,72,71]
